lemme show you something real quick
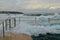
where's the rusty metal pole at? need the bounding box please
[35,16,36,24]
[48,18,50,24]
[5,19,7,30]
[2,21,5,38]
[14,17,16,27]
[9,19,11,29]
[19,17,20,23]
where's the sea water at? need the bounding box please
[0,14,60,36]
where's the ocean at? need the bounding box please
[0,14,60,36]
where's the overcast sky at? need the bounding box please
[0,0,60,13]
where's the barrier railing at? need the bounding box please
[1,16,60,40]
[0,17,16,39]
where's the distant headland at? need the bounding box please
[0,11,24,14]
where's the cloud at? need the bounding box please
[49,5,60,9]
[16,0,60,10]
[0,0,16,11]
[25,3,49,9]
[0,0,60,11]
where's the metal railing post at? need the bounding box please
[48,18,50,24]
[5,19,7,30]
[14,17,16,27]
[19,17,20,23]
[9,19,11,29]
[2,21,5,38]
[35,16,36,24]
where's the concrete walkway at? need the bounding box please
[0,33,32,40]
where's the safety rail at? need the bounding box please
[1,16,60,39]
[1,17,16,38]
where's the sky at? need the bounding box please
[0,0,60,13]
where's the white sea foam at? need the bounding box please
[0,14,60,36]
